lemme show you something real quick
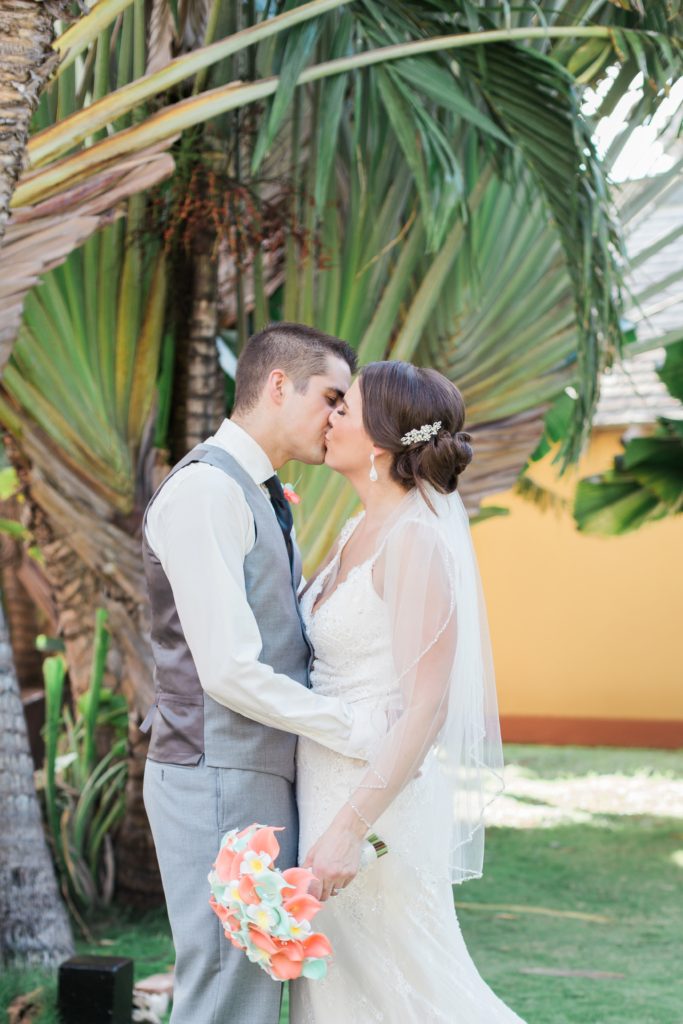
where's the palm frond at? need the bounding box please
[514,475,569,514]
[0,149,174,372]
[146,0,177,74]
[574,421,683,533]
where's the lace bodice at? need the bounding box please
[299,515,397,707]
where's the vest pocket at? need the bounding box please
[144,693,204,765]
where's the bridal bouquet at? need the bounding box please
[208,823,332,981]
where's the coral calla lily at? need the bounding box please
[247,826,283,861]
[282,866,314,899]
[283,894,322,921]
[270,953,304,980]
[238,875,260,905]
[248,926,280,955]
[303,933,333,958]
[215,845,243,882]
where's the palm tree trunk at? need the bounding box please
[31,504,103,698]
[0,0,66,247]
[0,599,74,966]
[0,523,44,692]
[169,232,224,461]
[1,572,43,689]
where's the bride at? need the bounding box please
[289,361,525,1023]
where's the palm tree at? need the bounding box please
[0,0,680,898]
[0,0,70,246]
[507,69,683,523]
[0,600,73,966]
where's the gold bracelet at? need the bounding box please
[348,800,373,831]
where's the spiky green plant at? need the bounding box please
[38,610,128,918]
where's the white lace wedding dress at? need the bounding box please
[290,516,525,1024]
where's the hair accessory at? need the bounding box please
[400,421,442,447]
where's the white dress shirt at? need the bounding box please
[145,419,376,759]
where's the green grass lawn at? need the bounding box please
[3,745,682,1024]
[0,907,175,1024]
[457,745,683,1024]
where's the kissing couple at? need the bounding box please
[142,322,525,1023]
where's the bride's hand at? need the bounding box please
[303,811,366,901]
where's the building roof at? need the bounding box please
[594,175,683,427]
[594,348,683,427]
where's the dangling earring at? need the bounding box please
[369,452,378,482]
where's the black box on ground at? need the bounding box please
[58,955,133,1024]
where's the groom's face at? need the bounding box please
[282,355,352,464]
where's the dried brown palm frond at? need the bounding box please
[0,148,174,370]
[146,0,176,74]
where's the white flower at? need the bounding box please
[246,903,280,931]
[240,849,273,876]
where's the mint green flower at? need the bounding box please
[302,958,328,980]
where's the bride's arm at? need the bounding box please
[304,520,457,898]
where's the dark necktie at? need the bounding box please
[264,474,294,571]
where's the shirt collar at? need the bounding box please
[206,419,275,486]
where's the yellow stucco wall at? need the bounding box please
[472,429,683,723]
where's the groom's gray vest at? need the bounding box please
[140,444,311,781]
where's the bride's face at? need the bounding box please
[324,378,372,473]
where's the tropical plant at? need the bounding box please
[0,0,680,898]
[574,339,683,534]
[37,609,129,920]
[1,0,672,687]
[478,74,683,523]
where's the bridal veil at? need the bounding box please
[357,484,505,884]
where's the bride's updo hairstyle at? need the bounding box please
[358,361,472,502]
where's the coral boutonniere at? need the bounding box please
[282,483,301,505]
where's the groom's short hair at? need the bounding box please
[233,322,358,412]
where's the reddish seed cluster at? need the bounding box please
[150,162,319,269]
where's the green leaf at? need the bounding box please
[0,467,20,500]
[0,518,30,539]
[312,14,353,212]
[574,478,660,534]
[658,339,683,404]
[528,391,577,463]
[470,505,511,525]
[252,14,323,173]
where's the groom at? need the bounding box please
[141,322,378,1024]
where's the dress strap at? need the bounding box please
[337,511,365,553]
[307,512,365,614]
